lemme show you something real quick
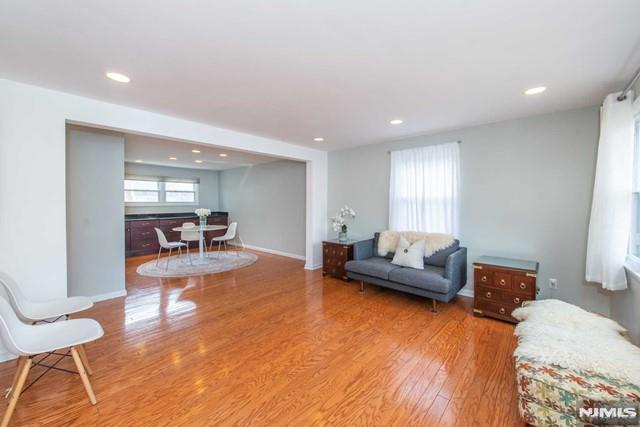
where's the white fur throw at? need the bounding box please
[512,299,627,334]
[513,299,640,385]
[377,231,454,258]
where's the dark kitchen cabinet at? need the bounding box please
[125,213,228,257]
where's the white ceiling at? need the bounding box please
[124,133,280,170]
[2,0,639,151]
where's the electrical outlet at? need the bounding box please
[549,278,558,289]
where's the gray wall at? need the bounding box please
[124,163,220,214]
[220,160,306,256]
[328,106,611,314]
[612,272,640,344]
[66,129,125,298]
[610,79,640,343]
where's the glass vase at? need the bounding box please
[338,231,348,242]
[200,216,207,227]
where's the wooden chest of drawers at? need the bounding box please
[473,256,539,323]
[322,240,355,280]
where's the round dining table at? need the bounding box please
[172,224,227,261]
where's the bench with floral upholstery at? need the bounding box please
[516,355,640,426]
[512,299,640,427]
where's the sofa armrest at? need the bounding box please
[444,247,467,292]
[352,238,374,260]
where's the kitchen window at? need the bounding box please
[124,177,199,206]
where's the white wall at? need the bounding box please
[66,129,126,299]
[124,162,220,215]
[328,106,611,314]
[220,160,306,257]
[0,78,327,303]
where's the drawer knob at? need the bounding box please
[499,279,506,285]
[499,308,506,315]
[485,291,492,298]
[513,297,520,304]
[519,282,526,289]
[481,276,487,282]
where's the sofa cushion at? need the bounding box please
[425,242,460,267]
[391,236,425,269]
[388,265,451,294]
[345,257,401,280]
[374,232,459,267]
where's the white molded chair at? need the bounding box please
[0,297,103,427]
[0,272,93,323]
[179,222,206,262]
[154,228,187,270]
[209,222,239,257]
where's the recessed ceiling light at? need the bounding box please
[219,153,228,157]
[168,157,177,160]
[191,149,201,153]
[390,119,403,125]
[195,160,203,163]
[313,137,325,142]
[105,72,130,83]
[135,159,143,163]
[524,86,546,95]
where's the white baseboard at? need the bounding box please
[90,289,127,303]
[304,263,322,270]
[242,244,306,261]
[457,287,474,298]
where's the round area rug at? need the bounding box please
[136,251,258,278]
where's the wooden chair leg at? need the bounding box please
[1,357,31,427]
[71,347,96,405]
[76,345,93,375]
[431,299,438,313]
[6,357,25,398]
[359,280,364,293]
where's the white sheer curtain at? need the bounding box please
[389,142,460,235]
[585,92,635,291]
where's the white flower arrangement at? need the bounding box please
[195,208,211,217]
[331,205,356,233]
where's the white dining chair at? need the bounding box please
[179,222,206,262]
[0,297,103,427]
[154,228,187,271]
[209,222,239,257]
[0,272,93,323]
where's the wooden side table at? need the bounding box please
[322,239,360,280]
[473,255,539,323]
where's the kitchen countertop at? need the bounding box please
[125,212,228,221]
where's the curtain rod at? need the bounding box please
[387,140,461,154]
[617,64,640,101]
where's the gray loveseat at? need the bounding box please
[345,232,467,311]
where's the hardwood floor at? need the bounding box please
[0,250,521,426]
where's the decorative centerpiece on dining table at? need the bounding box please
[195,208,211,227]
[330,205,356,242]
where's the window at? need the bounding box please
[388,142,460,235]
[124,180,160,203]
[630,116,640,258]
[124,177,199,205]
[165,182,197,203]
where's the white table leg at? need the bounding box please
[199,229,205,260]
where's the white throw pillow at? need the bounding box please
[391,236,425,270]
